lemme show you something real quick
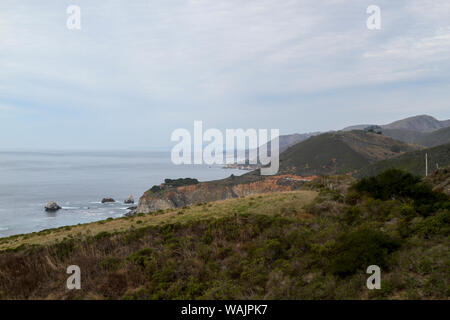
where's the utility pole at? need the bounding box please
[425,153,428,177]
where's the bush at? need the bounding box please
[99,256,122,271]
[353,169,449,216]
[164,178,199,187]
[52,240,76,260]
[343,206,362,225]
[353,169,421,200]
[127,248,155,269]
[150,185,162,193]
[330,229,400,277]
[414,210,450,238]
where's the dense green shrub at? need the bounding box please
[354,169,421,200]
[353,169,449,216]
[330,229,400,277]
[150,185,162,193]
[127,248,155,269]
[164,178,199,187]
[414,211,450,238]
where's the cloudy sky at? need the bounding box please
[0,0,449,150]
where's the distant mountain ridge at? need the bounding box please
[382,126,450,147]
[257,132,321,155]
[343,115,450,133]
[265,115,449,155]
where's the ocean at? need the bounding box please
[0,151,243,238]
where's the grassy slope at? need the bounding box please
[357,143,450,178]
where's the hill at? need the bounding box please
[245,132,321,162]
[258,115,447,160]
[267,132,320,154]
[277,130,420,176]
[356,143,450,178]
[382,115,449,132]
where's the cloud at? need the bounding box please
[0,0,449,149]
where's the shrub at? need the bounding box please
[150,185,162,193]
[164,178,199,187]
[330,228,400,277]
[414,210,450,238]
[343,206,362,225]
[99,256,122,271]
[127,248,155,269]
[52,239,76,260]
[94,231,111,240]
[353,169,449,216]
[353,169,421,200]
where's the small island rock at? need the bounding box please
[45,201,61,212]
[124,195,134,204]
[101,197,115,203]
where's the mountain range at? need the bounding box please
[343,114,450,132]
[270,114,450,177]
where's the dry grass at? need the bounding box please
[0,190,318,251]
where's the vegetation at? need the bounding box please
[357,143,450,178]
[353,169,449,216]
[148,178,199,194]
[163,178,199,187]
[0,169,448,300]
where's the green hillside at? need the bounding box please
[278,131,419,176]
[357,143,450,178]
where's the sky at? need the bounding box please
[0,0,449,150]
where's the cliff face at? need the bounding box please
[136,175,311,213]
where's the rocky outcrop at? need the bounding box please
[101,198,115,203]
[45,201,61,212]
[135,174,312,214]
[124,195,134,204]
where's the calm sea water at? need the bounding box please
[0,151,242,237]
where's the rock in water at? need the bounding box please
[101,197,115,203]
[124,195,134,204]
[125,209,137,217]
[45,201,61,212]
